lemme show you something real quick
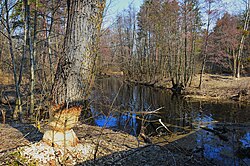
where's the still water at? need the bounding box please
[87,77,250,165]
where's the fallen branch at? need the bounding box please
[158,119,172,134]
[121,107,164,115]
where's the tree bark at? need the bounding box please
[52,0,105,105]
[43,0,105,148]
[5,0,22,120]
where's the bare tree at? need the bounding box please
[42,0,106,148]
[236,0,250,78]
[23,0,36,116]
[3,0,22,120]
[199,0,220,89]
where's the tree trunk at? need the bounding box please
[5,0,22,120]
[44,0,105,148]
[232,49,237,77]
[29,0,37,116]
[52,0,105,105]
[46,12,54,82]
[199,1,211,89]
[237,0,250,78]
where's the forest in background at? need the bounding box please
[99,0,250,88]
[0,0,250,120]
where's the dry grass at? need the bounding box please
[0,70,13,85]
[185,74,250,102]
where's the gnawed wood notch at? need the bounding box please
[43,105,82,147]
[49,105,82,131]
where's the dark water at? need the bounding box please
[87,77,250,165]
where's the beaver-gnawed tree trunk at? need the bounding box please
[52,0,105,105]
[43,0,105,147]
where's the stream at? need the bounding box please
[85,77,250,165]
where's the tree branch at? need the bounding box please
[0,30,10,40]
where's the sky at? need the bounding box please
[104,0,246,27]
[103,0,143,27]
[107,0,143,14]
[107,0,245,14]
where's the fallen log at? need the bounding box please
[200,126,228,142]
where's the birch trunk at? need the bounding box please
[237,0,250,78]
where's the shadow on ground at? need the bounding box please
[0,122,43,153]
[76,124,250,166]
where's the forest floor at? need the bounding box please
[181,74,250,103]
[0,121,223,166]
[0,120,249,165]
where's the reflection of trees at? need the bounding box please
[91,77,198,136]
[199,102,250,123]
[195,125,250,164]
[90,77,250,138]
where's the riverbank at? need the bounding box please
[0,122,144,165]
[0,122,217,165]
[117,73,250,103]
[182,74,250,103]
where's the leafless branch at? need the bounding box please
[0,30,9,39]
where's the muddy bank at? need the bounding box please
[116,74,250,103]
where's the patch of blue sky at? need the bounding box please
[104,0,246,29]
[103,0,143,28]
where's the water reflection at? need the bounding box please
[86,77,250,165]
[240,132,250,148]
[195,125,250,165]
